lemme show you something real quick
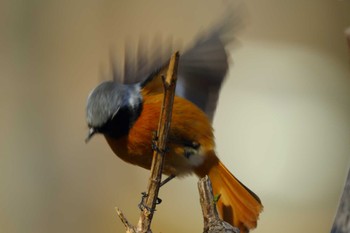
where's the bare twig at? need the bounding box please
[330,27,350,233]
[198,176,240,233]
[116,208,137,233]
[331,168,350,233]
[115,52,180,232]
[136,51,179,232]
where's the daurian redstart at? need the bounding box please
[85,15,262,232]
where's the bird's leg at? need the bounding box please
[160,174,176,187]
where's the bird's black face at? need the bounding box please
[88,105,142,139]
[85,81,143,142]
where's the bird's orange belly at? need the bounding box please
[105,94,216,176]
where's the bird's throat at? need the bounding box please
[101,101,143,139]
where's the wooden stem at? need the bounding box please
[137,51,179,232]
[116,52,179,232]
[116,207,137,233]
[198,176,240,233]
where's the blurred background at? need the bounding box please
[1,0,350,232]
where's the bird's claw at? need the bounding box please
[138,192,162,212]
[138,192,150,211]
[151,131,169,154]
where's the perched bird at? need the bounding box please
[85,15,263,233]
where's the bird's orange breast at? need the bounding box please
[105,93,215,176]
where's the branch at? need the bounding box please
[198,176,240,233]
[115,207,137,233]
[331,168,350,233]
[116,52,180,233]
[137,51,179,232]
[330,27,350,233]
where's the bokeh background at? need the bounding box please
[1,0,350,232]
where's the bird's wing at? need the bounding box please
[176,19,235,120]
[111,12,242,121]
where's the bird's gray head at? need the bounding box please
[85,81,142,142]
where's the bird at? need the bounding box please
[85,14,263,233]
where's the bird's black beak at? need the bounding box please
[85,127,96,143]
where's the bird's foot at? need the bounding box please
[160,174,176,187]
[138,192,162,212]
[151,131,169,154]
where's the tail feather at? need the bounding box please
[208,160,263,233]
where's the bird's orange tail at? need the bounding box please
[208,160,263,233]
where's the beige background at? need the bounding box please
[1,0,350,232]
